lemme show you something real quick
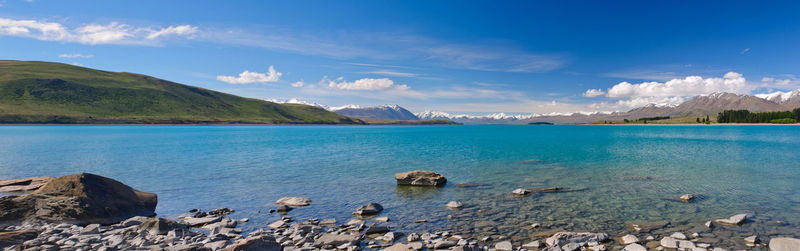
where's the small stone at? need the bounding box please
[375,217,389,222]
[646,236,654,241]
[238,218,249,223]
[622,243,647,251]
[394,170,447,186]
[562,242,582,251]
[413,219,428,223]
[268,220,287,229]
[407,233,420,242]
[670,232,686,240]
[522,241,541,249]
[81,224,101,234]
[679,194,696,202]
[364,225,390,235]
[446,201,464,209]
[621,234,639,244]
[495,241,512,251]
[744,235,759,244]
[704,221,713,228]
[512,188,531,195]
[276,205,293,213]
[660,237,678,249]
[320,219,336,225]
[346,219,364,226]
[433,239,456,249]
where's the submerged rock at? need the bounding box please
[0,176,53,193]
[622,243,647,251]
[512,188,531,195]
[394,171,447,186]
[353,203,384,216]
[679,194,696,202]
[495,241,513,251]
[275,197,311,207]
[714,214,747,225]
[620,234,639,244]
[0,173,157,226]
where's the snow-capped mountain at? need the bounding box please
[265,98,328,109]
[755,89,800,109]
[332,104,420,120]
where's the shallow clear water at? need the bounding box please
[1,125,799,246]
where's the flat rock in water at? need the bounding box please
[512,188,531,195]
[768,237,800,251]
[432,239,456,249]
[365,225,390,235]
[0,173,157,225]
[679,194,696,202]
[456,183,486,188]
[546,232,609,247]
[394,170,447,186]
[621,234,639,244]
[0,176,53,193]
[522,241,542,249]
[353,203,384,216]
[375,217,389,222]
[446,201,464,208]
[182,216,222,227]
[714,214,747,225]
[660,237,678,248]
[275,197,311,207]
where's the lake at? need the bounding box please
[1,125,798,247]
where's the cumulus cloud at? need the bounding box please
[58,53,93,58]
[216,66,282,84]
[604,72,749,98]
[326,77,410,91]
[582,89,605,97]
[291,81,305,87]
[0,17,196,45]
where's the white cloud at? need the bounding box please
[146,25,198,39]
[760,76,795,87]
[216,66,282,84]
[326,77,409,91]
[605,72,749,98]
[741,48,751,54]
[0,17,196,45]
[582,89,605,97]
[290,81,305,87]
[58,53,93,58]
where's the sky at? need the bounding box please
[1,0,799,115]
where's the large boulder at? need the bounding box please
[394,171,447,186]
[0,173,157,226]
[0,176,53,193]
[769,238,800,251]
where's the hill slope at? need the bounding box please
[0,60,362,124]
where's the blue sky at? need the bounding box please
[2,0,799,115]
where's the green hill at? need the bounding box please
[0,60,363,124]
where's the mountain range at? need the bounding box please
[309,91,800,124]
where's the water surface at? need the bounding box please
[1,125,798,246]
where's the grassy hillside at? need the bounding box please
[0,60,363,124]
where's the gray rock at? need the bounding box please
[205,240,229,250]
[744,235,759,244]
[768,237,800,251]
[446,201,464,209]
[545,232,608,247]
[0,176,53,193]
[406,233,420,242]
[660,237,678,248]
[512,188,531,195]
[275,197,311,207]
[622,243,646,251]
[670,232,686,240]
[276,205,293,214]
[522,241,542,249]
[138,217,187,235]
[375,217,389,222]
[394,171,447,186]
[432,239,456,249]
[81,224,101,234]
[365,225,390,235]
[714,214,747,225]
[383,243,414,251]
[562,243,581,251]
[223,235,280,251]
[312,233,361,247]
[495,241,512,251]
[353,203,384,216]
[183,216,222,227]
[679,194,696,202]
[620,234,638,244]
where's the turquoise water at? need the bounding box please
[1,125,799,245]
